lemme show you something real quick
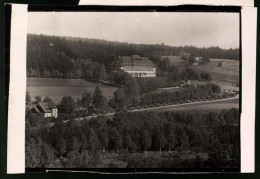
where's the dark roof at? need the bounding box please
[37,103,51,113]
[110,55,155,67]
[27,104,41,113]
[37,102,56,113]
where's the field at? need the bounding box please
[161,56,239,84]
[27,78,117,104]
[156,97,239,113]
[190,80,239,92]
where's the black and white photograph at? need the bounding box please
[24,7,241,172]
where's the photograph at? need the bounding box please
[25,8,240,172]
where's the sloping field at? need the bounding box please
[190,80,239,92]
[27,78,117,104]
[180,59,239,84]
[156,97,239,113]
[160,57,239,84]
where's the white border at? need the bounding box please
[7,4,27,174]
[79,0,254,7]
[6,4,256,174]
[241,6,256,173]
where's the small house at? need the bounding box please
[27,102,58,118]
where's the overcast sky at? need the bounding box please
[28,12,240,49]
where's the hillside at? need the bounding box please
[27,34,239,78]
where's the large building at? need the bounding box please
[110,55,156,77]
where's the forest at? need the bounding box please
[27,34,239,79]
[25,108,240,169]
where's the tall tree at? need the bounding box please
[124,77,139,105]
[69,136,81,152]
[97,128,109,152]
[56,136,67,158]
[59,96,76,116]
[81,90,92,111]
[35,96,42,103]
[92,86,107,112]
[153,125,166,155]
[166,123,177,152]
[110,128,122,155]
[141,130,152,155]
[88,129,100,153]
[114,88,128,107]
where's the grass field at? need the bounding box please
[27,78,117,104]
[183,59,239,84]
[155,97,239,113]
[161,56,239,84]
[190,80,239,92]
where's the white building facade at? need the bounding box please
[110,55,156,77]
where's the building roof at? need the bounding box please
[110,55,155,67]
[27,104,41,113]
[37,102,56,113]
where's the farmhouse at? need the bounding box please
[110,55,156,77]
[27,102,58,118]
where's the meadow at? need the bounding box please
[155,97,239,113]
[27,78,117,104]
[162,56,239,84]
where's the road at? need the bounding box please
[75,95,239,121]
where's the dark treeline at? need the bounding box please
[26,108,240,169]
[140,83,231,106]
[27,34,239,78]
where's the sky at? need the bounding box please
[28,12,240,49]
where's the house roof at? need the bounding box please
[27,104,41,113]
[37,102,56,113]
[110,55,155,67]
[37,103,51,113]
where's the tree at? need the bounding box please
[80,134,88,152]
[114,70,131,85]
[141,130,152,155]
[93,64,107,81]
[88,129,100,153]
[92,86,107,112]
[43,96,54,103]
[188,54,195,65]
[56,136,67,158]
[81,90,92,111]
[124,77,139,105]
[98,128,109,152]
[69,136,81,152]
[35,96,42,103]
[153,125,166,155]
[159,57,171,72]
[26,91,31,104]
[59,96,76,116]
[200,72,211,81]
[124,132,135,152]
[109,128,122,154]
[114,88,128,107]
[202,54,210,63]
[166,123,177,152]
